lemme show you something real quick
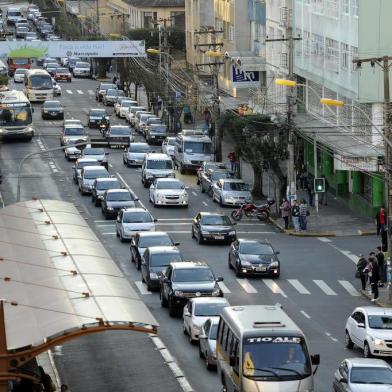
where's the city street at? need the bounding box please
[0,77,382,392]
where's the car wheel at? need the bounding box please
[207,187,213,197]
[235,264,242,278]
[105,212,110,220]
[94,198,100,207]
[219,197,224,207]
[228,256,233,269]
[200,182,205,193]
[143,180,149,188]
[137,258,141,270]
[364,342,372,358]
[116,228,119,237]
[146,281,152,291]
[345,330,354,349]
[199,343,204,358]
[160,290,168,307]
[180,164,185,174]
[141,273,145,283]
[205,355,214,370]
[119,230,125,243]
[189,329,196,345]
[198,231,203,245]
[183,323,188,335]
[92,195,96,203]
[168,298,177,318]
[123,157,127,166]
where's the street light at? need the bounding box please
[205,50,223,58]
[275,78,297,88]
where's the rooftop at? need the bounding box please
[124,0,184,8]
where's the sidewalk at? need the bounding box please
[362,283,392,308]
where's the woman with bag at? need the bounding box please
[280,198,290,230]
[356,254,367,291]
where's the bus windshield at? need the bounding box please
[242,336,311,380]
[12,58,29,65]
[0,105,32,127]
[31,74,53,89]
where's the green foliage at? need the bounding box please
[126,29,185,52]
[0,74,8,86]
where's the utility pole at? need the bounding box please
[353,55,392,302]
[95,0,100,35]
[266,5,301,203]
[194,28,224,160]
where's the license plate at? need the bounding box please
[256,267,267,272]
[214,235,224,240]
[151,136,155,138]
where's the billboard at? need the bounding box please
[333,154,378,172]
[232,66,260,87]
[0,40,146,59]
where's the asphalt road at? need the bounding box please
[0,77,382,392]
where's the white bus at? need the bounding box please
[0,90,34,141]
[23,69,53,102]
[217,305,320,392]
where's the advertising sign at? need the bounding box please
[333,154,378,172]
[0,40,146,59]
[232,66,260,87]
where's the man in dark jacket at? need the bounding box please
[357,254,367,291]
[376,246,386,286]
[370,257,380,301]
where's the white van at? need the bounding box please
[6,7,22,25]
[217,305,320,392]
[141,153,175,188]
[174,130,214,173]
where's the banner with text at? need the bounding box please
[0,40,146,59]
[334,154,379,172]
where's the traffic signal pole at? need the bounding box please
[313,133,319,214]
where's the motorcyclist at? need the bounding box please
[100,114,109,135]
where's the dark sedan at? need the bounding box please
[41,100,64,120]
[228,239,280,278]
[192,212,236,244]
[88,108,109,128]
[101,189,138,219]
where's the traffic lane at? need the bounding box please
[324,235,380,260]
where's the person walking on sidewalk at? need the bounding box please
[376,246,386,286]
[320,175,329,206]
[299,199,308,231]
[280,198,290,230]
[291,200,300,232]
[306,180,314,207]
[375,207,386,236]
[227,151,236,172]
[356,254,368,291]
[369,257,380,302]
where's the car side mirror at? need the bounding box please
[216,277,224,282]
[232,222,237,225]
[229,354,236,367]
[154,218,158,222]
[276,251,280,254]
[311,354,320,365]
[174,242,180,246]
[357,323,365,328]
[134,197,139,201]
[198,333,207,339]
[105,152,110,155]
[183,309,190,317]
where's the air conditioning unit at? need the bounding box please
[279,6,288,27]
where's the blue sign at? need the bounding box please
[232,66,260,84]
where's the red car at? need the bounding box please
[54,67,72,82]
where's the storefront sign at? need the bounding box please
[232,66,260,86]
[0,40,146,59]
[334,154,378,172]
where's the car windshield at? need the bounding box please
[90,110,106,116]
[172,268,215,282]
[121,101,134,107]
[31,74,53,89]
[15,69,26,75]
[201,215,232,226]
[123,211,152,223]
[223,182,249,191]
[76,62,89,68]
[150,125,166,133]
[84,148,105,156]
[56,68,68,73]
[350,366,392,384]
[13,58,29,65]
[44,101,61,108]
[210,324,218,339]
[242,337,311,380]
[110,128,130,135]
[156,181,184,190]
[166,138,176,146]
[184,141,213,154]
[107,192,133,201]
[240,242,274,255]
[194,303,227,317]
[368,315,392,329]
[138,235,172,248]
[77,161,99,169]
[150,252,183,267]
[106,89,119,96]
[96,180,120,190]
[130,144,150,153]
[64,127,84,136]
[0,105,32,127]
[85,170,108,179]
[146,160,173,169]
[149,119,162,125]
[47,64,57,69]
[211,171,234,181]
[100,84,116,91]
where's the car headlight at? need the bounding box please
[270,261,279,268]
[201,231,209,235]
[98,195,104,199]
[174,290,184,297]
[43,109,48,113]
[0,128,4,134]
[145,172,154,179]
[370,336,383,345]
[184,159,192,164]
[212,288,221,296]
[150,272,158,279]
[229,231,236,235]
[107,207,113,210]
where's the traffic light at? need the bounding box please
[314,178,325,193]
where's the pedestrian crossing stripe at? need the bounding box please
[88,90,94,95]
[66,90,73,94]
[77,90,83,95]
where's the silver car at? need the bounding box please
[162,137,176,157]
[123,143,150,167]
[211,178,252,206]
[199,318,219,370]
[78,166,110,195]
[333,358,392,391]
[82,147,108,166]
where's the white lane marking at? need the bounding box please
[263,280,287,298]
[218,282,231,294]
[313,280,337,296]
[156,223,190,226]
[109,163,113,168]
[337,249,359,264]
[236,278,257,293]
[300,310,311,319]
[202,201,208,206]
[102,232,116,235]
[338,280,361,296]
[0,191,4,208]
[134,281,151,295]
[116,172,146,209]
[191,191,197,196]
[288,279,311,295]
[77,90,83,94]
[52,168,58,173]
[66,90,73,94]
[150,218,191,221]
[318,237,331,242]
[331,337,339,342]
[88,89,94,95]
[96,224,115,227]
[82,108,89,114]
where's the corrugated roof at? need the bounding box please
[124,0,184,8]
[0,199,158,351]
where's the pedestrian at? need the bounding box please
[306,180,314,207]
[291,199,300,232]
[112,75,117,85]
[375,207,386,236]
[299,199,308,231]
[280,197,290,230]
[60,385,69,392]
[157,95,162,111]
[369,257,380,302]
[227,151,236,172]
[363,257,374,295]
[320,175,329,206]
[376,246,386,286]
[356,254,367,291]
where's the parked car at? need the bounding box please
[54,67,72,82]
[332,358,392,392]
[115,207,156,242]
[125,106,146,125]
[199,169,234,196]
[211,178,252,206]
[114,99,138,118]
[192,212,237,244]
[101,189,138,219]
[41,100,64,120]
[141,246,183,291]
[130,231,179,270]
[159,261,224,317]
[199,318,220,370]
[88,108,109,128]
[123,143,150,167]
[13,68,26,83]
[106,125,134,148]
[138,114,160,135]
[72,158,100,184]
[91,177,123,206]
[96,83,117,102]
[132,110,151,129]
[149,178,188,207]
[228,239,280,278]
[102,88,124,106]
[196,162,227,185]
[162,137,176,158]
[78,165,110,195]
[345,306,392,358]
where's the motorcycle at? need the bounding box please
[99,122,109,137]
[231,198,275,222]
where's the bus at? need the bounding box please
[23,69,53,102]
[0,90,34,141]
[217,305,320,392]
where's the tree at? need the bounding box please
[218,111,289,200]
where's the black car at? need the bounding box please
[141,246,183,291]
[101,189,138,219]
[159,261,224,317]
[41,100,64,120]
[96,83,117,102]
[106,125,133,148]
[200,169,234,196]
[88,108,109,128]
[228,239,281,278]
[130,231,179,270]
[146,124,167,145]
[192,212,237,244]
[91,177,122,206]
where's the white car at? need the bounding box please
[149,178,188,207]
[162,137,176,157]
[345,306,392,358]
[13,68,26,83]
[123,142,150,167]
[64,146,82,161]
[52,78,61,96]
[183,298,229,343]
[73,61,91,78]
[115,207,156,242]
[114,99,137,118]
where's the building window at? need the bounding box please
[325,37,339,72]
[325,0,338,18]
[351,46,358,71]
[361,173,372,201]
[216,18,223,32]
[342,0,349,14]
[311,0,324,14]
[295,28,302,56]
[143,12,156,28]
[351,0,359,17]
[303,30,310,56]
[171,11,184,29]
[341,42,349,69]
[229,24,235,41]
[311,33,324,57]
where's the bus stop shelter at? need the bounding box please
[0,199,158,391]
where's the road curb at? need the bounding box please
[357,229,375,236]
[268,218,335,237]
[360,288,390,308]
